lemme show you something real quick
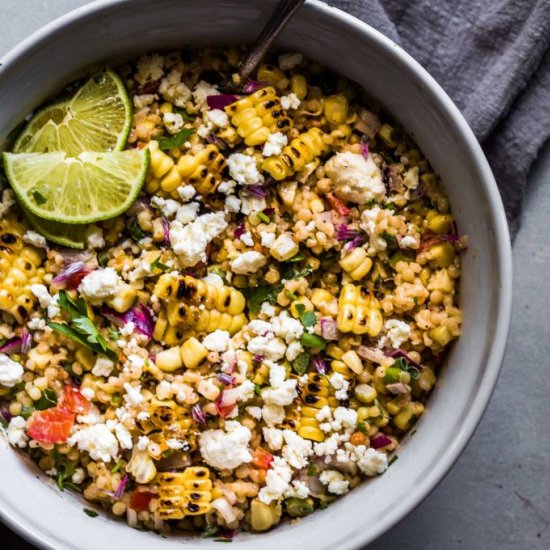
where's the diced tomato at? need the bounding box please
[129,490,153,511]
[252,447,274,470]
[326,193,351,216]
[59,386,89,414]
[27,408,75,443]
[216,401,237,418]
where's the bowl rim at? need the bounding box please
[0,1,513,549]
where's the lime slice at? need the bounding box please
[3,149,150,224]
[13,70,132,156]
[23,209,87,249]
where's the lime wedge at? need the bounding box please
[23,209,87,249]
[3,149,150,224]
[13,70,132,156]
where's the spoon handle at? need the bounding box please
[238,0,306,84]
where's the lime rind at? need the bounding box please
[3,149,150,225]
[22,209,87,249]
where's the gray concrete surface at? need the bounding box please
[1,1,549,548]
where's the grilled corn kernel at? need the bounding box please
[429,242,456,268]
[180,337,208,369]
[324,94,349,125]
[175,144,226,196]
[339,248,373,281]
[290,74,308,100]
[155,346,184,372]
[250,499,282,531]
[257,64,289,90]
[105,282,137,313]
[336,284,383,336]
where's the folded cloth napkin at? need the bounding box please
[329,0,550,236]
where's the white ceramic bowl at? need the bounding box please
[0,1,512,548]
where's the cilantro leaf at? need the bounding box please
[294,304,317,329]
[154,128,196,151]
[356,421,369,434]
[35,389,58,411]
[150,257,170,272]
[83,508,98,518]
[58,290,87,319]
[306,463,317,476]
[292,352,310,375]
[48,322,116,360]
[243,284,281,313]
[129,219,149,242]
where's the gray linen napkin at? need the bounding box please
[329,0,550,236]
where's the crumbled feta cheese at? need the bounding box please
[133,94,156,110]
[403,166,419,189]
[333,407,358,430]
[285,341,304,361]
[0,354,23,388]
[271,310,304,343]
[71,468,86,484]
[166,438,185,450]
[30,284,52,309]
[135,54,165,85]
[170,212,227,267]
[81,388,95,401]
[236,379,256,402]
[203,273,224,288]
[137,435,150,451]
[246,406,263,421]
[193,80,219,110]
[269,233,299,261]
[159,69,192,107]
[23,230,47,249]
[356,447,388,476]
[27,317,46,331]
[87,226,105,249]
[123,382,144,406]
[248,336,286,362]
[176,185,196,202]
[360,206,388,252]
[202,330,231,352]
[263,427,284,451]
[281,93,301,110]
[278,52,303,71]
[199,420,252,470]
[0,189,15,218]
[260,302,276,317]
[218,179,237,195]
[230,251,266,275]
[325,152,386,204]
[262,378,297,406]
[206,109,229,128]
[247,319,273,335]
[381,319,411,349]
[151,196,179,219]
[329,372,350,401]
[240,231,254,247]
[258,456,292,504]
[262,404,285,427]
[227,153,264,186]
[115,423,133,450]
[320,470,350,495]
[260,232,276,248]
[68,424,119,462]
[282,430,313,469]
[285,480,310,499]
[175,202,200,224]
[7,416,28,448]
[399,235,419,249]
[239,191,267,215]
[78,268,119,301]
[163,111,184,134]
[197,123,211,139]
[262,132,288,157]
[224,195,241,214]
[92,357,115,377]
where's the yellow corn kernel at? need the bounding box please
[0,215,46,323]
[341,350,363,374]
[249,499,282,531]
[226,86,292,146]
[105,282,136,313]
[179,337,208,369]
[354,383,377,404]
[310,288,337,317]
[378,123,398,148]
[429,325,454,347]
[393,402,424,430]
[339,248,373,281]
[148,141,174,178]
[160,166,182,193]
[160,102,173,114]
[262,127,329,180]
[175,144,226,196]
[269,233,299,261]
[429,242,456,268]
[158,467,212,519]
[155,346,184,372]
[427,213,454,235]
[75,347,96,371]
[290,296,314,318]
[428,269,453,293]
[153,310,169,342]
[257,64,288,89]
[336,284,383,336]
[324,94,349,125]
[290,74,308,100]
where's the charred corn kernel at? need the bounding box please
[105,282,136,313]
[75,347,96,371]
[180,337,208,369]
[126,448,157,484]
[336,284,383,336]
[138,399,192,437]
[161,275,246,335]
[324,94,349,125]
[311,288,337,317]
[0,216,46,323]
[341,350,363,374]
[329,124,353,146]
[160,166,182,193]
[427,213,453,234]
[297,404,325,442]
[354,383,377,404]
[250,499,282,531]
[289,296,314,318]
[429,325,453,347]
[175,144,226,196]
[153,310,169,342]
[225,86,292,146]
[280,408,301,432]
[378,123,398,148]
[339,248,373,281]
[155,346,184,372]
[257,64,288,90]
[157,467,212,519]
[429,242,456,268]
[262,127,328,180]
[148,140,174,178]
[290,74,308,100]
[393,402,424,430]
[269,233,299,261]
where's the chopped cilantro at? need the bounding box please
[83,508,98,518]
[243,284,281,313]
[306,463,317,476]
[356,421,369,434]
[254,383,262,397]
[154,127,196,151]
[388,454,399,467]
[129,219,149,242]
[111,460,124,474]
[257,211,271,223]
[35,389,58,411]
[107,327,120,342]
[381,231,398,251]
[175,109,196,122]
[150,257,170,272]
[294,303,317,329]
[202,524,221,538]
[288,252,305,262]
[97,251,109,267]
[32,190,47,205]
[300,333,327,350]
[292,352,310,375]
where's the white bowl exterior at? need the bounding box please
[0,1,512,549]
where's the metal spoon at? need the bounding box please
[228,0,306,90]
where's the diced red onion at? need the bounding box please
[386,382,410,395]
[243,80,267,94]
[51,261,91,290]
[246,185,267,198]
[343,236,364,251]
[234,223,245,239]
[253,354,263,365]
[217,373,236,385]
[336,225,361,241]
[1,409,12,424]
[357,345,386,364]
[162,218,171,245]
[370,433,392,449]
[218,528,238,540]
[21,329,32,354]
[191,404,206,425]
[387,349,422,369]
[205,133,227,150]
[101,304,155,339]
[360,136,370,159]
[320,318,338,341]
[312,357,328,374]
[0,338,22,355]
[114,474,129,499]
[148,352,157,363]
[206,94,239,110]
